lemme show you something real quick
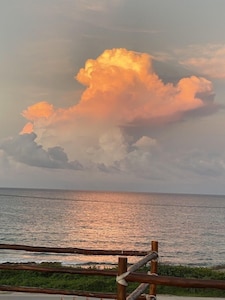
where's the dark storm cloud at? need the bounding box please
[0,133,83,170]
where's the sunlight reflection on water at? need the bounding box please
[1,188,225,267]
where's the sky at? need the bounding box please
[1,0,225,194]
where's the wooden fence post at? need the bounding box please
[149,241,158,299]
[117,257,127,300]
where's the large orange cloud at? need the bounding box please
[74,48,214,124]
[20,101,54,135]
[22,48,214,128]
[22,101,54,121]
[19,48,215,166]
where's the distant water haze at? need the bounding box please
[0,188,225,267]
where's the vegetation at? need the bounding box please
[157,264,225,297]
[0,262,225,297]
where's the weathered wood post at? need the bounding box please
[117,257,127,300]
[149,240,158,299]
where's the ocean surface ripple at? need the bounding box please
[1,188,225,267]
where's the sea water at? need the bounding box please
[0,188,225,267]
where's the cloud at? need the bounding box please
[133,136,158,151]
[176,44,225,79]
[75,48,214,125]
[1,48,217,177]
[175,149,225,178]
[116,136,165,180]
[0,133,83,170]
[22,101,54,122]
[79,0,122,10]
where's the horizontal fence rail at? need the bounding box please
[126,272,225,290]
[1,241,225,300]
[0,243,152,300]
[0,243,148,256]
[0,285,117,299]
[0,263,117,276]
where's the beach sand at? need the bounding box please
[0,293,224,300]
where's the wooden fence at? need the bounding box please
[0,241,225,299]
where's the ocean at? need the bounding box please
[0,188,225,268]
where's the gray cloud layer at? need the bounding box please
[0,133,83,170]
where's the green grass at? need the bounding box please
[0,263,225,297]
[157,264,225,297]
